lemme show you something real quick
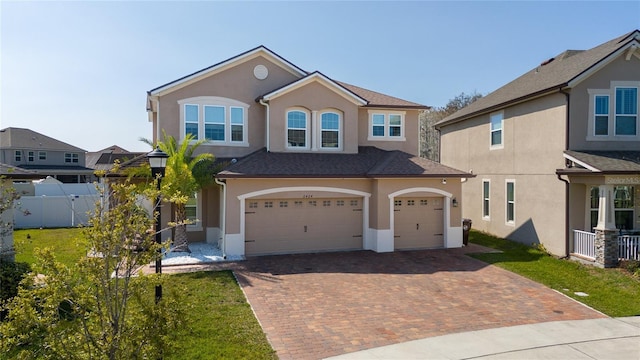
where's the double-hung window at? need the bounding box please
[231,107,244,142]
[368,111,405,140]
[614,186,635,231]
[204,106,225,141]
[615,87,637,136]
[185,104,199,139]
[320,112,340,149]
[594,95,609,135]
[65,153,79,163]
[490,112,503,148]
[506,180,515,224]
[38,151,47,160]
[588,82,639,140]
[482,180,490,219]
[185,192,202,231]
[287,110,308,148]
[28,151,35,162]
[14,150,21,162]
[179,97,249,146]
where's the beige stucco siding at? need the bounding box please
[155,55,300,158]
[357,108,421,156]
[267,81,360,153]
[570,55,640,151]
[440,93,568,255]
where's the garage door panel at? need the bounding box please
[245,198,363,255]
[394,197,444,250]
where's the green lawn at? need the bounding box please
[165,271,276,360]
[11,227,276,359]
[469,230,640,317]
[14,228,86,267]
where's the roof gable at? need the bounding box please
[438,29,640,126]
[148,46,308,97]
[0,127,86,152]
[260,71,368,106]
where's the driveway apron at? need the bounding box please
[234,247,606,360]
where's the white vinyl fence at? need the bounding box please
[15,195,101,229]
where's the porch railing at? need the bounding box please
[618,235,640,261]
[572,230,640,261]
[573,230,596,260]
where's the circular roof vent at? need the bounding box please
[253,64,268,80]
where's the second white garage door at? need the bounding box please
[394,197,444,250]
[245,197,363,256]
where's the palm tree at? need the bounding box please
[141,132,215,253]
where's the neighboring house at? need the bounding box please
[146,46,472,257]
[437,30,640,267]
[0,127,94,183]
[86,145,145,180]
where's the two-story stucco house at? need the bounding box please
[437,30,640,267]
[0,127,94,183]
[146,46,473,258]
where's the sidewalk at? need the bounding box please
[325,317,640,360]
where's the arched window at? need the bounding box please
[320,112,340,149]
[287,110,309,148]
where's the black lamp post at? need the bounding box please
[147,146,168,303]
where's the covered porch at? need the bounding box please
[559,151,640,267]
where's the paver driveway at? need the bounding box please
[234,245,606,360]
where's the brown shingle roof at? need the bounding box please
[337,82,429,109]
[438,30,639,126]
[217,147,471,179]
[560,150,640,174]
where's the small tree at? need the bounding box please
[141,132,215,253]
[0,179,186,360]
[0,176,21,260]
[420,91,483,161]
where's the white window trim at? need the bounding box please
[587,81,640,141]
[367,110,406,141]
[482,179,490,220]
[489,111,504,150]
[178,96,250,147]
[505,179,515,226]
[186,191,203,232]
[286,107,311,150]
[38,151,47,161]
[14,150,21,162]
[318,109,343,151]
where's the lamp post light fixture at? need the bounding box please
[147,146,168,303]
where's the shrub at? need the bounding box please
[0,260,31,320]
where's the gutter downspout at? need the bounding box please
[559,88,571,257]
[214,177,227,259]
[259,99,270,152]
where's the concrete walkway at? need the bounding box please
[325,317,640,360]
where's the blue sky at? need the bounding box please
[1,1,639,152]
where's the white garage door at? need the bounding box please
[394,197,444,250]
[245,197,363,256]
